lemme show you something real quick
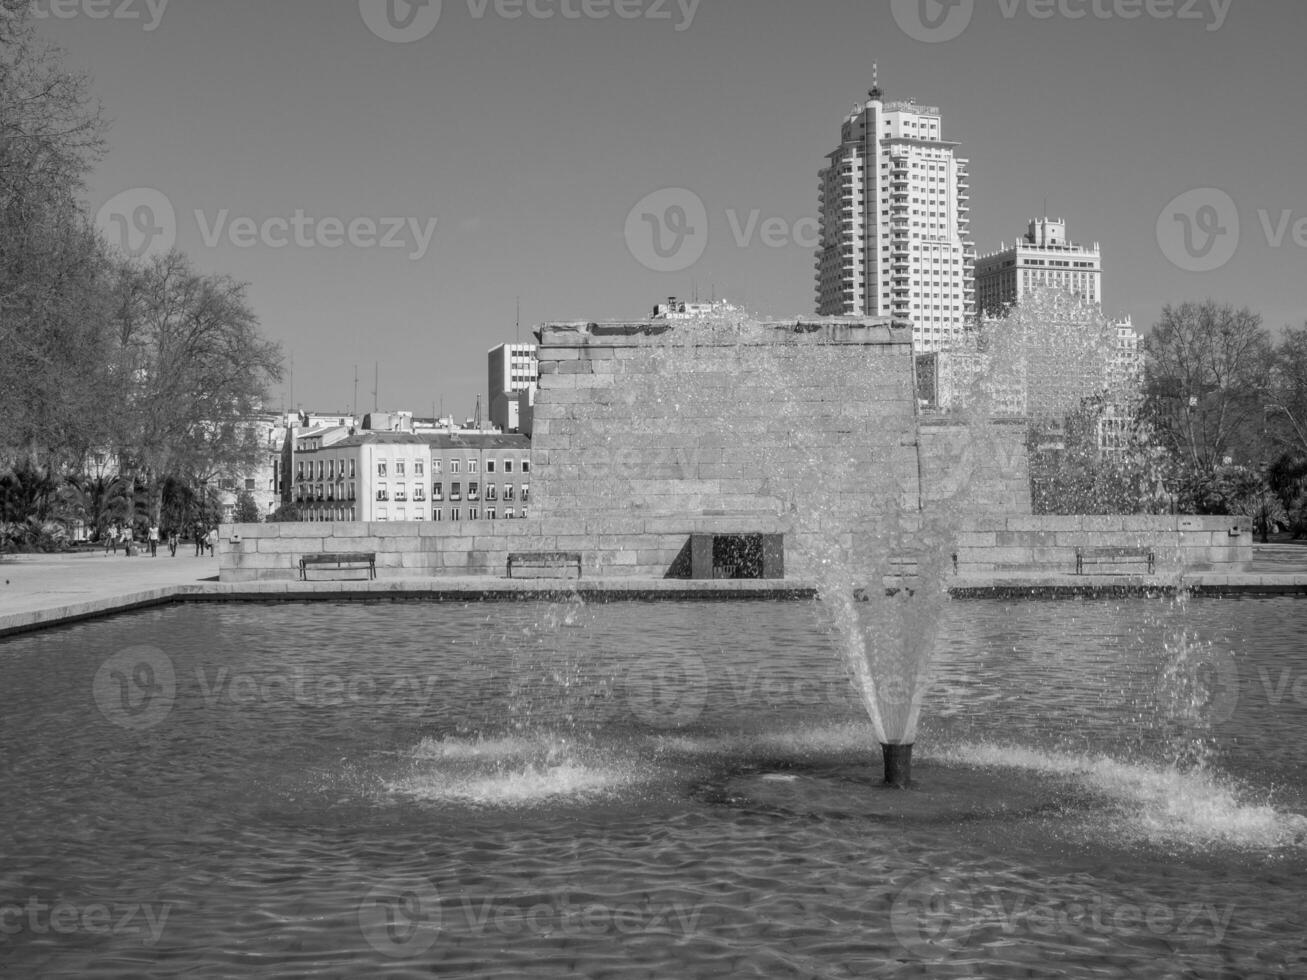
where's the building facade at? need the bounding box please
[815,80,975,352]
[488,343,539,433]
[974,218,1102,316]
[293,431,531,523]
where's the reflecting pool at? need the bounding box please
[2,597,1305,977]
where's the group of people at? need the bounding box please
[103,523,216,557]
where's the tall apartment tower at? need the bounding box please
[974,217,1102,316]
[487,343,538,432]
[815,76,975,352]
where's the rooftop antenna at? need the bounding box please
[869,63,882,100]
[288,351,294,415]
[516,296,521,345]
[352,365,358,420]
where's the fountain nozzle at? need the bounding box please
[881,742,913,789]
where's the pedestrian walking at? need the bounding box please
[168,529,178,557]
[194,524,204,556]
[104,523,118,556]
[148,522,160,557]
[122,524,133,557]
[205,527,217,556]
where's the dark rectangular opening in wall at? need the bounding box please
[687,533,784,579]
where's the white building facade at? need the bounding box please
[815,81,975,352]
[975,218,1102,316]
[488,344,538,433]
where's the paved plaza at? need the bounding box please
[2,542,1307,640]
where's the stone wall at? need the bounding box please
[528,317,922,578]
[951,515,1253,574]
[217,313,1250,583]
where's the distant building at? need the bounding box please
[429,432,532,523]
[293,430,531,523]
[488,343,538,432]
[815,77,975,352]
[975,218,1102,316]
[651,297,739,319]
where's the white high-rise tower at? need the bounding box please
[815,74,975,352]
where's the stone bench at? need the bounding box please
[299,552,377,581]
[1075,546,1154,575]
[507,552,582,580]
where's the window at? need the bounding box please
[328,460,335,481]
[433,509,442,522]
[469,460,478,473]
[414,461,424,477]
[451,482,462,501]
[433,482,443,501]
[378,462,387,478]
[451,460,460,474]
[487,507,497,521]
[522,460,530,474]
[348,482,356,501]
[245,478,256,491]
[468,482,479,501]
[396,461,406,477]
[487,460,496,474]
[433,459,442,474]
[350,460,356,479]
[451,508,461,522]
[503,484,514,502]
[376,489,389,502]
[521,484,529,503]
[485,484,497,501]
[220,478,236,491]
[469,509,479,521]
[504,460,513,474]
[414,485,426,501]
[504,508,514,519]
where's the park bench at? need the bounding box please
[507,552,582,580]
[1075,546,1154,576]
[299,552,377,581]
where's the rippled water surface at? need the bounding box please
[2,596,1306,978]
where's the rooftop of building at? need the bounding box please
[300,431,531,451]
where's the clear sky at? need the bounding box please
[34,0,1307,418]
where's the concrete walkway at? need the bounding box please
[3,544,1307,639]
